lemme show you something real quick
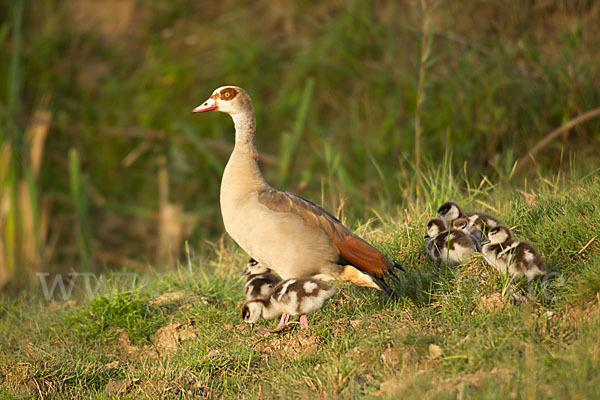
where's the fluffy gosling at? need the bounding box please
[481,225,548,282]
[437,201,501,237]
[243,259,281,301]
[241,278,335,330]
[451,217,482,250]
[424,218,477,265]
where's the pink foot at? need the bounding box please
[276,313,290,329]
[300,314,309,329]
[254,327,270,337]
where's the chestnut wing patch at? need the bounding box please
[335,236,394,277]
[257,188,394,277]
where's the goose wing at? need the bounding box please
[257,188,399,278]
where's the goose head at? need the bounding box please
[424,218,446,239]
[437,201,462,223]
[482,225,512,244]
[193,86,253,115]
[241,300,263,325]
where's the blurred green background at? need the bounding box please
[1,0,599,292]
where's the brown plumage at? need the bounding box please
[257,189,397,278]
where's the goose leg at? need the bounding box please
[338,265,381,290]
[299,314,309,329]
[276,313,289,329]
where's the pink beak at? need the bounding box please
[193,97,217,113]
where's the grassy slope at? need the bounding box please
[1,174,600,399]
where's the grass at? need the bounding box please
[1,173,599,398]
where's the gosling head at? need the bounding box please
[240,300,263,325]
[483,225,513,244]
[451,217,470,233]
[242,259,270,276]
[193,86,253,115]
[424,218,446,239]
[437,201,463,223]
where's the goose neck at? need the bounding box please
[232,111,258,159]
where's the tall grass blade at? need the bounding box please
[25,168,43,270]
[69,148,93,273]
[1,150,19,286]
[180,124,224,175]
[278,77,314,188]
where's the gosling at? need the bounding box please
[241,278,335,330]
[243,259,281,301]
[424,218,477,265]
[481,225,548,282]
[451,217,482,251]
[437,201,501,237]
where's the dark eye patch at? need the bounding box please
[219,87,238,101]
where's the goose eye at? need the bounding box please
[220,88,238,100]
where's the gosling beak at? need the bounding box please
[241,267,248,276]
[481,239,490,245]
[424,234,430,239]
[193,96,217,113]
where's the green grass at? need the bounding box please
[1,174,599,398]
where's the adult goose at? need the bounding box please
[193,86,403,295]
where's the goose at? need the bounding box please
[241,278,336,330]
[451,217,482,250]
[194,86,403,296]
[481,225,547,282]
[424,218,477,265]
[437,201,501,237]
[243,258,281,301]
